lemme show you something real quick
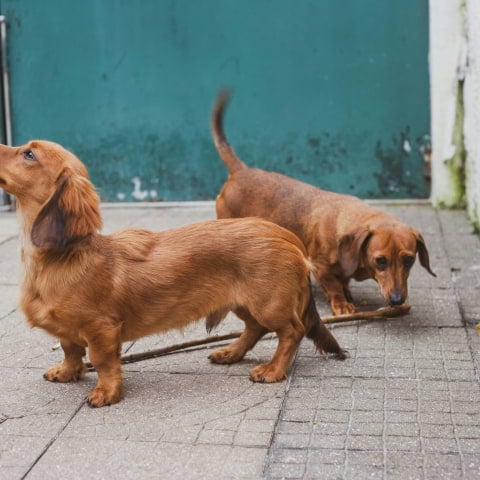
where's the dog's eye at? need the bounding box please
[375,256,388,268]
[22,149,36,161]
[403,255,415,268]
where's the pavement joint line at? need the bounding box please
[441,332,467,479]
[0,307,16,321]
[0,234,17,246]
[262,349,299,479]
[122,341,136,355]
[382,324,389,480]
[415,369,427,480]
[20,399,87,480]
[341,321,360,479]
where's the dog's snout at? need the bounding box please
[389,291,405,306]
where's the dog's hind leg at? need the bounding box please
[249,316,304,383]
[302,284,346,359]
[209,307,268,364]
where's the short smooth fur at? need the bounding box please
[211,91,436,315]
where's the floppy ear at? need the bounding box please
[338,228,372,277]
[415,231,436,277]
[31,169,102,249]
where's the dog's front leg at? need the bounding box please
[44,338,86,383]
[85,322,122,408]
[316,272,356,315]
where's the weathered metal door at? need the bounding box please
[1,0,429,201]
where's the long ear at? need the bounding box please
[31,169,102,249]
[415,231,436,277]
[338,228,372,277]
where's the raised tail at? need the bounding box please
[303,280,347,359]
[211,89,246,174]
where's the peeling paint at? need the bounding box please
[131,177,149,201]
[464,0,480,229]
[373,128,418,197]
[442,79,466,208]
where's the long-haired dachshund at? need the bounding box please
[212,91,436,316]
[0,140,344,407]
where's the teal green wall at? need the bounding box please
[1,0,429,201]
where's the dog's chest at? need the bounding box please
[20,264,68,336]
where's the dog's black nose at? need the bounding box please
[389,292,404,305]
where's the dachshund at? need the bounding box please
[211,90,436,316]
[0,140,344,407]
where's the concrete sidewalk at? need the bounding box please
[0,204,479,479]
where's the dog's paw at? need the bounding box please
[43,363,86,383]
[208,347,244,364]
[331,301,356,316]
[86,386,122,408]
[250,364,287,383]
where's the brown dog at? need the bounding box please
[212,91,436,315]
[0,140,344,407]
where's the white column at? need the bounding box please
[464,0,480,227]
[429,0,466,207]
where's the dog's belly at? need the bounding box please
[120,306,211,342]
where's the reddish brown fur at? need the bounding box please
[211,91,436,315]
[0,140,344,407]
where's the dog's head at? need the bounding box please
[0,141,101,250]
[338,224,435,306]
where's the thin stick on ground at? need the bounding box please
[84,304,410,371]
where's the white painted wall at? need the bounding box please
[464,0,480,226]
[430,0,480,227]
[429,0,466,207]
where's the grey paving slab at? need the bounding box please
[263,207,480,480]
[0,211,19,244]
[0,205,479,480]
[0,286,17,318]
[0,365,89,479]
[0,238,21,286]
[0,310,62,369]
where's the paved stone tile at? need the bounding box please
[264,208,480,479]
[0,310,62,369]
[0,238,21,286]
[2,205,480,479]
[0,365,89,478]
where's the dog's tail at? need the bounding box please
[302,280,347,359]
[211,89,247,174]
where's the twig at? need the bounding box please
[322,304,410,324]
[85,331,243,371]
[84,304,410,371]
